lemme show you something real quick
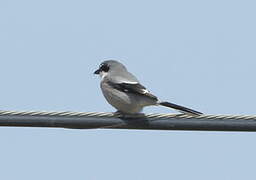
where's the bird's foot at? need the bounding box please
[113,110,123,116]
[113,111,145,119]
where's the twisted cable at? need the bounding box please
[0,110,255,131]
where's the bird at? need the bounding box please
[94,60,202,115]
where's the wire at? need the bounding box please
[0,110,255,132]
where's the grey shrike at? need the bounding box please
[94,60,202,115]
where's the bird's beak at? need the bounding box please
[94,69,100,74]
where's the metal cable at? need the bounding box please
[0,110,255,131]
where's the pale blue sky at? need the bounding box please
[0,0,256,179]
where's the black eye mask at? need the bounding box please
[100,64,110,72]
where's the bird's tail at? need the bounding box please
[159,101,203,115]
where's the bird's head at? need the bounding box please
[94,60,127,78]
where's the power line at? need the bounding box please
[0,110,255,132]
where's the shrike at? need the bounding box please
[94,60,202,115]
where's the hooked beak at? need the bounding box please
[94,69,100,74]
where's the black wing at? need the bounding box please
[109,82,158,100]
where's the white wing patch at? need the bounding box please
[121,81,138,84]
[141,89,150,94]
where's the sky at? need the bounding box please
[0,0,256,179]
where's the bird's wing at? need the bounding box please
[108,71,140,84]
[108,81,158,100]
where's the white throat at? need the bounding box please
[99,71,108,79]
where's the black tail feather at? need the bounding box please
[159,101,203,115]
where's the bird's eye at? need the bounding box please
[100,64,110,72]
